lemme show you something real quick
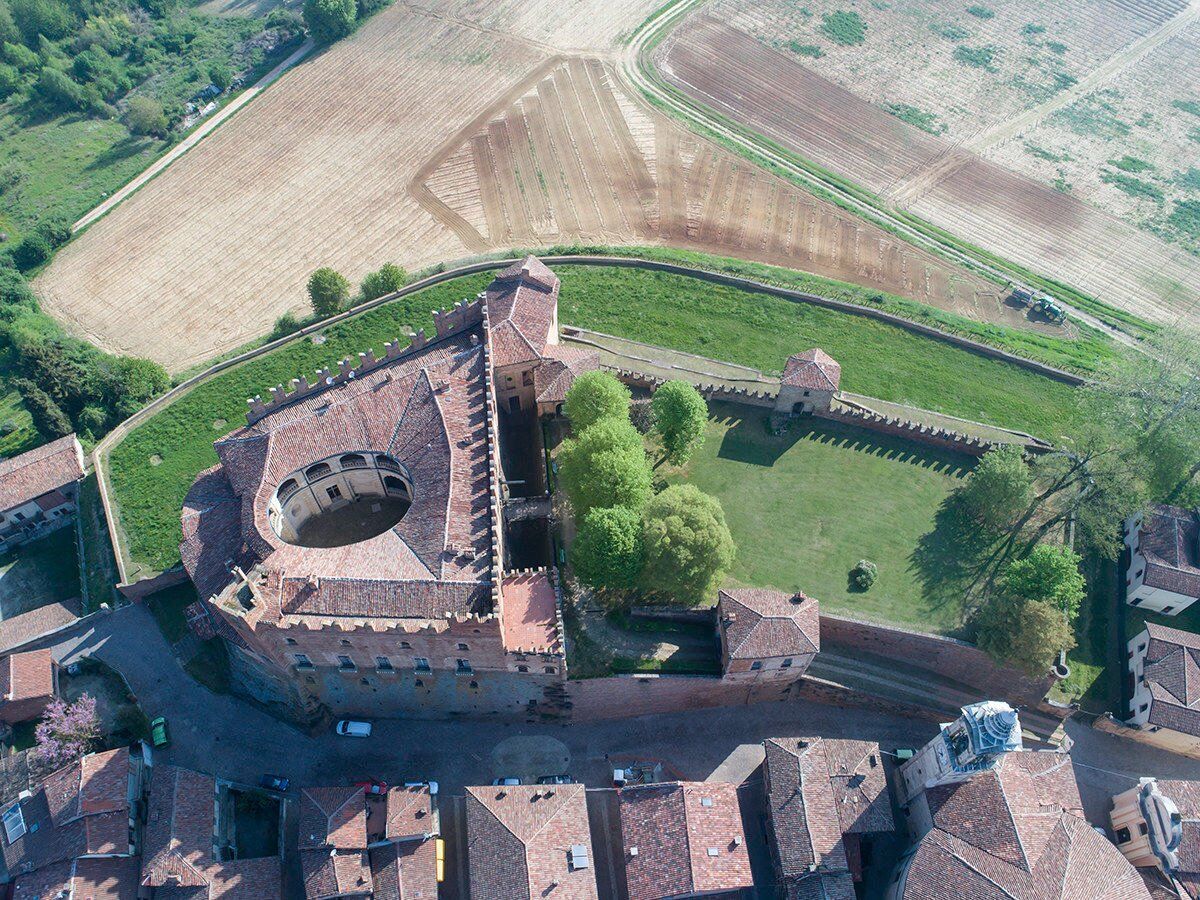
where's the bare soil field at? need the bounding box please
[660,14,1200,326]
[33,0,661,371]
[412,56,1023,330]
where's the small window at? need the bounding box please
[1139,703,1149,712]
[376,456,402,473]
[414,679,424,688]
[305,462,332,480]
[457,643,469,651]
[1163,606,1175,614]
[469,680,478,689]
[337,655,355,671]
[781,658,793,668]
[294,654,313,669]
[456,659,473,675]
[339,453,366,469]
[383,475,407,494]
[277,478,301,501]
[750,661,762,671]
[543,666,555,674]
[1131,597,1143,606]
[1115,827,1131,844]
[376,657,393,671]
[517,665,529,673]
[284,638,297,646]
[400,641,412,649]
[414,657,431,672]
[1139,823,1148,835]
[340,639,352,647]
[326,484,343,502]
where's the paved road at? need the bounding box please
[44,605,1200,824]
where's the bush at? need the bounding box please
[11,232,50,271]
[1168,200,1200,239]
[307,267,350,318]
[966,5,994,19]
[0,61,19,98]
[208,60,232,91]
[359,262,406,301]
[558,417,652,515]
[954,44,998,69]
[2,41,37,70]
[31,66,84,113]
[849,559,877,591]
[651,380,707,465]
[303,0,356,44]
[13,378,71,438]
[0,267,36,307]
[124,95,167,137]
[572,505,644,590]
[271,311,303,339]
[640,484,735,605]
[10,0,73,44]
[820,10,866,46]
[563,370,631,432]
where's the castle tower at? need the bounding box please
[897,700,1023,806]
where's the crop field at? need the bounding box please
[33,0,661,372]
[660,10,1200,327]
[414,57,1034,333]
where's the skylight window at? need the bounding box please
[3,804,26,844]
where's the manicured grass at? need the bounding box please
[555,265,1080,438]
[109,264,1079,576]
[667,405,975,635]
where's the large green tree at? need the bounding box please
[303,0,356,44]
[974,591,1075,677]
[1002,544,1085,618]
[307,267,350,318]
[558,417,651,515]
[640,484,735,605]
[651,380,707,465]
[359,262,406,301]
[563,371,631,432]
[572,506,644,591]
[956,444,1032,532]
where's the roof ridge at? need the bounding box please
[678,784,699,895]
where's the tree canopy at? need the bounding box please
[563,371,631,432]
[641,484,735,605]
[307,267,350,318]
[572,505,644,591]
[558,417,651,515]
[1002,544,1085,618]
[303,0,356,44]
[957,444,1031,532]
[359,262,406,301]
[651,380,707,465]
[974,591,1075,677]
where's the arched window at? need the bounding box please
[305,462,332,480]
[277,478,301,502]
[376,456,402,473]
[384,475,408,495]
[339,453,367,469]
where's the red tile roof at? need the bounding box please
[0,435,83,514]
[301,849,372,899]
[781,349,841,392]
[300,787,368,850]
[465,783,598,900]
[534,345,600,406]
[500,570,561,653]
[369,838,438,900]
[383,786,435,841]
[0,649,54,703]
[1139,506,1200,599]
[619,781,752,900]
[483,257,560,369]
[1140,623,1200,737]
[13,854,140,900]
[899,751,1150,899]
[719,589,819,662]
[1154,779,1200,889]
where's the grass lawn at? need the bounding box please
[0,528,81,619]
[108,264,1080,576]
[666,403,976,635]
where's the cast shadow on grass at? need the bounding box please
[908,495,998,635]
[715,410,973,477]
[83,134,161,172]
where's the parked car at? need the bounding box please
[336,720,372,738]
[404,780,439,796]
[355,780,388,795]
[491,777,521,786]
[536,774,574,785]
[259,774,290,792]
[149,717,170,749]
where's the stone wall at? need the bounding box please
[820,614,1057,711]
[118,566,189,602]
[816,406,1008,457]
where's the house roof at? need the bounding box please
[500,570,561,654]
[383,785,434,842]
[12,854,140,900]
[301,849,372,900]
[1140,623,1200,737]
[299,786,368,850]
[1139,506,1200,598]
[618,781,752,900]
[465,783,598,900]
[141,764,282,899]
[0,649,54,704]
[534,344,600,406]
[899,751,1150,899]
[719,588,820,662]
[483,256,560,369]
[369,838,438,900]
[785,872,857,900]
[0,435,83,514]
[782,349,841,392]
[180,326,493,624]
[763,738,893,882]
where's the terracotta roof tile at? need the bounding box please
[1139,506,1200,597]
[301,848,372,899]
[534,345,600,405]
[483,256,560,369]
[0,649,54,703]
[500,571,560,653]
[369,836,438,899]
[1140,624,1200,737]
[781,350,841,392]
[719,589,819,662]
[300,786,368,850]
[384,785,434,841]
[0,435,83,513]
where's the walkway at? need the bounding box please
[71,39,313,233]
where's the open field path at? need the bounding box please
[71,39,314,234]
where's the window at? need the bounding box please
[457,643,469,651]
[1115,827,1131,844]
[456,659,473,675]
[543,666,555,674]
[284,638,297,646]
[1163,606,1175,614]
[1139,703,1149,712]
[306,462,332,480]
[517,665,529,673]
[326,485,343,502]
[340,639,352,646]
[339,453,367,469]
[750,661,762,671]
[1131,597,1143,606]
[337,655,356,672]
[400,641,412,649]
[376,456,402,473]
[384,476,407,494]
[781,658,793,668]
[414,657,431,672]
[278,478,301,502]
[1139,823,1148,835]
[13,512,24,522]
[2,804,26,843]
[375,657,393,671]
[294,654,313,669]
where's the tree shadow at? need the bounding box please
[908,495,999,629]
[83,134,160,173]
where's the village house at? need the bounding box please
[0,434,85,554]
[617,781,753,900]
[1127,623,1200,757]
[888,701,1153,899]
[1125,506,1200,616]
[762,736,894,898]
[773,348,841,418]
[1110,777,1200,899]
[0,649,57,725]
[0,747,146,899]
[717,588,819,679]
[464,782,597,899]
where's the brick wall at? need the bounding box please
[820,614,1055,709]
[816,407,1002,457]
[1094,714,1200,760]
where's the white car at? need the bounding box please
[491,777,521,786]
[336,720,372,738]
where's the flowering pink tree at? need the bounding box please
[33,694,100,769]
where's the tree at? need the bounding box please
[11,232,50,271]
[10,0,73,44]
[31,67,83,113]
[359,262,405,301]
[123,95,167,137]
[974,592,1075,677]
[849,559,877,591]
[651,380,707,465]
[307,267,349,318]
[1002,544,1085,618]
[956,444,1032,532]
[558,417,652,515]
[13,378,71,438]
[0,267,35,308]
[0,61,19,99]
[563,371,630,432]
[572,506,644,590]
[208,60,232,91]
[303,0,355,44]
[33,694,99,769]
[640,484,736,605]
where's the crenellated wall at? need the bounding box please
[814,406,1008,457]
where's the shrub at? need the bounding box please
[303,0,356,44]
[271,311,303,339]
[124,95,167,137]
[787,42,823,57]
[31,66,84,113]
[640,484,735,605]
[0,60,19,98]
[307,267,350,318]
[1168,200,1200,239]
[11,232,50,271]
[208,60,232,91]
[651,380,707,465]
[885,103,946,134]
[1173,99,1200,118]
[965,5,994,19]
[563,370,631,432]
[0,266,35,307]
[558,417,651,515]
[359,262,406,301]
[1101,170,1163,202]
[954,44,997,69]
[930,22,969,41]
[849,559,877,591]
[1021,23,1046,36]
[820,10,866,46]
[572,505,644,590]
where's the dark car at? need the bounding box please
[536,775,574,785]
[259,774,290,792]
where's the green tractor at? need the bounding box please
[1034,296,1067,324]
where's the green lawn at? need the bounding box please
[108,264,1080,577]
[667,404,975,635]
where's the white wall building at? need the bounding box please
[1125,506,1200,616]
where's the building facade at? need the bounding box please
[773,348,841,418]
[1125,506,1200,616]
[0,434,85,554]
[1110,777,1200,898]
[1127,623,1200,757]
